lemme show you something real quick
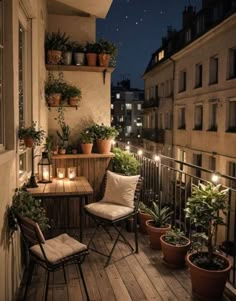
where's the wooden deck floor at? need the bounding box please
[17,229,234,301]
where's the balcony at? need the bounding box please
[143,128,165,143]
[142,98,160,109]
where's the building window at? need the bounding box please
[195,64,203,88]
[227,98,236,132]
[158,50,164,61]
[159,113,163,129]
[165,112,171,129]
[229,162,236,189]
[228,47,236,79]
[137,104,142,110]
[116,93,120,99]
[178,107,186,129]
[126,103,132,110]
[179,70,186,92]
[0,0,4,150]
[209,56,218,85]
[193,153,202,179]
[111,104,114,110]
[209,156,216,171]
[177,149,186,183]
[194,105,203,130]
[208,101,218,131]
[155,85,159,100]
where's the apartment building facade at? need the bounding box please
[143,0,236,181]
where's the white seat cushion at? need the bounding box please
[103,170,140,208]
[85,200,134,220]
[30,233,87,264]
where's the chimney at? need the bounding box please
[182,5,196,27]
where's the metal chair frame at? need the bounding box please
[85,175,143,267]
[17,214,90,301]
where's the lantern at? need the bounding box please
[38,152,52,183]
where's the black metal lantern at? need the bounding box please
[38,152,52,183]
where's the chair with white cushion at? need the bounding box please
[84,170,143,267]
[16,214,90,301]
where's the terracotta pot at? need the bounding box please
[47,93,61,107]
[138,211,152,234]
[23,137,34,148]
[86,53,97,66]
[160,234,190,268]
[145,220,171,250]
[81,143,93,154]
[96,139,112,154]
[59,148,66,155]
[47,50,62,65]
[98,53,111,67]
[186,252,232,301]
[68,97,79,106]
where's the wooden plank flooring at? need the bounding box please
[17,229,234,301]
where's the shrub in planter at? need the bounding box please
[160,228,190,268]
[145,201,173,249]
[112,147,140,176]
[18,121,45,148]
[185,182,231,301]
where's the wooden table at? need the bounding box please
[28,177,93,242]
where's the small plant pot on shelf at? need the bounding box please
[160,234,190,268]
[81,143,93,154]
[186,252,232,301]
[47,50,62,65]
[74,52,85,65]
[63,51,72,65]
[47,93,61,107]
[96,139,112,154]
[98,53,110,67]
[145,220,171,250]
[68,97,79,106]
[86,53,97,66]
[23,137,34,148]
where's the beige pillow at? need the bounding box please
[102,171,140,208]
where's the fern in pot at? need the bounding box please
[185,182,231,300]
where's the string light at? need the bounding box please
[125,145,130,152]
[211,172,221,183]
[137,149,143,156]
[154,154,161,162]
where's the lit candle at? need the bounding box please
[57,168,65,179]
[68,167,76,181]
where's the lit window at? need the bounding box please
[208,101,218,131]
[195,63,203,88]
[179,70,187,92]
[228,47,236,79]
[158,50,164,61]
[194,105,203,130]
[209,56,218,85]
[178,107,186,129]
[227,98,236,132]
[116,93,120,99]
[137,104,142,110]
[126,103,132,110]
[111,104,114,109]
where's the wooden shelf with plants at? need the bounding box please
[46,64,115,73]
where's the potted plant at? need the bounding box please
[79,129,94,154]
[112,147,140,175]
[55,107,70,150]
[145,201,173,250]
[63,41,76,65]
[45,72,67,107]
[73,44,85,66]
[88,123,119,154]
[185,182,231,300]
[45,30,70,65]
[8,186,49,236]
[18,121,45,148]
[160,228,190,268]
[137,201,152,234]
[66,84,82,106]
[85,41,99,66]
[97,38,117,67]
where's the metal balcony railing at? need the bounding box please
[142,128,165,143]
[142,98,160,109]
[117,141,236,288]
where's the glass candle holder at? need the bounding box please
[57,168,65,179]
[68,167,76,181]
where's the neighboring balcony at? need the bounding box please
[142,98,160,109]
[143,128,165,143]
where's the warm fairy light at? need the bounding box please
[112,140,116,146]
[154,155,161,162]
[211,172,220,183]
[137,149,143,156]
[57,168,65,179]
[125,145,130,152]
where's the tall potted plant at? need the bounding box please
[97,38,117,67]
[185,182,231,300]
[145,202,173,250]
[18,121,45,148]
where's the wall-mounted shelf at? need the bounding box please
[48,105,78,110]
[46,64,114,73]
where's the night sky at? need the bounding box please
[97,0,201,89]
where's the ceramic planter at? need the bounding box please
[74,52,85,65]
[96,139,112,154]
[145,220,171,250]
[81,143,93,154]
[98,53,110,67]
[138,211,152,234]
[63,51,72,65]
[186,252,232,301]
[160,234,190,268]
[86,53,97,66]
[47,50,62,65]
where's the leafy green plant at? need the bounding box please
[145,201,173,228]
[97,38,117,56]
[55,106,71,143]
[8,186,49,236]
[85,41,100,53]
[74,43,85,53]
[185,182,229,269]
[112,147,140,175]
[88,123,119,140]
[45,72,67,100]
[163,228,189,246]
[138,201,149,213]
[80,129,94,144]
[18,121,45,145]
[66,85,82,98]
[45,30,70,51]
